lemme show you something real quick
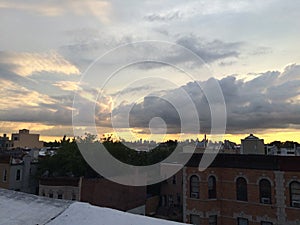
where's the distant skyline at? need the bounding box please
[0,0,300,143]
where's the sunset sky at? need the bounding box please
[0,0,300,144]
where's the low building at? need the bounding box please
[241,134,265,155]
[80,177,147,215]
[0,152,38,194]
[38,176,147,215]
[11,129,43,149]
[183,154,300,225]
[39,177,81,201]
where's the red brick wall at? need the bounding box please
[185,167,280,224]
[81,178,146,211]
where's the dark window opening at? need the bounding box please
[16,169,21,181]
[290,181,300,207]
[236,177,248,201]
[209,215,217,225]
[208,176,217,199]
[259,179,272,204]
[190,175,199,199]
[237,217,248,225]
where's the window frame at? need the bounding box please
[259,179,272,204]
[236,177,248,201]
[208,175,217,199]
[209,215,217,225]
[190,175,200,199]
[16,169,21,181]
[237,217,249,225]
[290,181,300,208]
[190,214,200,225]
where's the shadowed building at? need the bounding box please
[11,129,43,149]
[241,134,265,155]
[183,154,300,225]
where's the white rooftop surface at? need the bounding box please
[0,188,186,225]
[0,188,72,225]
[48,202,186,225]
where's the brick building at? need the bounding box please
[39,177,147,215]
[156,170,183,221]
[183,154,300,225]
[81,178,146,215]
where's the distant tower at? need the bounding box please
[241,134,265,155]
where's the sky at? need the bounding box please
[0,0,300,144]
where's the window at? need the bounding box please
[208,176,217,199]
[3,169,7,182]
[261,222,273,225]
[168,195,173,206]
[259,179,271,204]
[177,193,181,204]
[57,194,63,199]
[161,195,166,206]
[72,194,76,201]
[49,193,53,198]
[190,214,200,225]
[236,177,248,201]
[16,169,21,181]
[172,175,176,184]
[237,217,248,225]
[209,215,217,225]
[290,181,300,207]
[190,175,199,199]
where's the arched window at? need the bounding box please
[290,181,300,207]
[236,177,248,201]
[208,176,217,199]
[190,175,199,199]
[259,179,271,204]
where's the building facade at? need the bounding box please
[11,129,43,149]
[156,170,183,221]
[241,134,265,155]
[39,177,81,201]
[0,153,38,193]
[184,154,300,225]
[0,134,12,150]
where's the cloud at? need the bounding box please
[0,79,55,109]
[106,64,300,134]
[0,51,80,77]
[145,10,182,22]
[143,0,273,22]
[53,81,80,91]
[175,35,242,63]
[0,0,111,22]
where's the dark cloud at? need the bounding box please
[144,10,182,22]
[175,35,242,63]
[109,64,300,134]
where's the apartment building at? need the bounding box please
[184,154,300,225]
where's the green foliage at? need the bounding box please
[38,135,177,178]
[38,136,98,178]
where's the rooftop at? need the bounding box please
[243,133,261,140]
[0,188,185,225]
[186,153,300,171]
